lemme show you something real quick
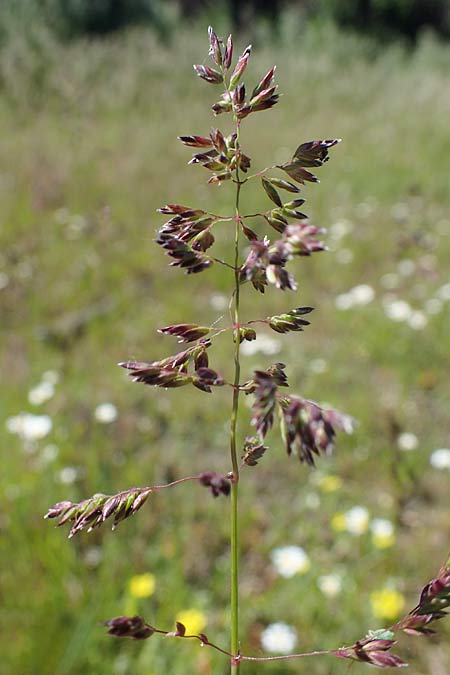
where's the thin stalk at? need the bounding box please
[230,119,242,673]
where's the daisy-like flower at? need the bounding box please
[317,574,342,597]
[430,448,450,470]
[344,506,370,536]
[335,284,375,310]
[240,334,281,356]
[58,466,79,485]
[6,413,52,441]
[209,293,228,310]
[28,381,55,406]
[260,622,297,653]
[175,609,206,635]
[271,545,310,578]
[397,432,418,451]
[128,573,156,599]
[94,402,118,424]
[371,518,395,549]
[370,588,405,621]
[349,284,375,305]
[383,298,412,322]
[408,310,427,330]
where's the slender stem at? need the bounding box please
[210,256,237,270]
[230,119,242,673]
[151,475,202,491]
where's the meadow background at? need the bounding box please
[1,3,450,674]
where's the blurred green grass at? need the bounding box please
[1,22,449,675]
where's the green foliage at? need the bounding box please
[317,0,450,40]
[0,0,171,43]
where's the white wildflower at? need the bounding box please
[430,448,450,470]
[317,574,342,597]
[437,283,450,301]
[371,518,395,549]
[40,444,59,465]
[6,413,52,441]
[349,284,375,306]
[209,293,228,310]
[335,285,374,310]
[371,518,394,537]
[260,623,297,654]
[271,546,310,578]
[240,334,281,356]
[28,381,55,406]
[344,506,369,535]
[329,219,353,240]
[397,432,418,451]
[335,293,353,310]
[408,311,427,330]
[58,466,79,484]
[94,402,118,424]
[383,298,412,322]
[304,492,321,510]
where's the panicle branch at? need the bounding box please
[45,472,231,537]
[394,555,450,635]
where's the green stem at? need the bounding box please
[230,120,242,673]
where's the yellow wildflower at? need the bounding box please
[128,573,156,599]
[176,608,207,635]
[370,588,405,621]
[319,475,343,493]
[330,512,346,532]
[372,532,395,549]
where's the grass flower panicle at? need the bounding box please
[43,25,450,674]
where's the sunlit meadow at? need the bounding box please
[1,20,449,675]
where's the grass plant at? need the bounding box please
[1,21,449,675]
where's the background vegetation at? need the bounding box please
[1,8,449,675]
